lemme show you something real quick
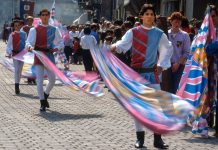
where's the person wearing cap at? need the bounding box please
[21,16,36,84]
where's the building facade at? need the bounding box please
[112,0,218,22]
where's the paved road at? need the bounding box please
[0,41,217,150]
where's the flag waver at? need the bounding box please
[90,45,195,135]
[177,6,217,137]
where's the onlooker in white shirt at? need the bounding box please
[80,27,97,71]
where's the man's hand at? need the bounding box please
[172,63,180,72]
[8,53,12,58]
[49,48,59,53]
[109,45,116,51]
[156,66,163,75]
[29,46,34,53]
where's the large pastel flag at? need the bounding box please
[177,6,217,137]
[33,50,103,97]
[90,45,195,135]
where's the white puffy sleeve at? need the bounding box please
[112,29,133,54]
[25,28,36,50]
[6,34,13,55]
[53,27,64,50]
[157,33,173,70]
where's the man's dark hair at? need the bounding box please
[20,20,24,25]
[105,36,113,42]
[84,27,91,35]
[210,5,218,16]
[127,15,135,25]
[124,21,133,29]
[93,18,98,23]
[181,17,189,28]
[91,24,97,29]
[113,27,122,40]
[106,29,113,35]
[139,4,156,16]
[189,33,194,43]
[73,36,79,41]
[113,19,123,26]
[11,19,21,27]
[40,8,50,16]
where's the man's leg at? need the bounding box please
[13,59,21,94]
[86,50,93,71]
[170,65,184,94]
[44,68,56,95]
[35,65,46,111]
[17,60,24,83]
[134,119,144,148]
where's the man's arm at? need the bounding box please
[157,33,173,71]
[25,28,36,52]
[53,27,64,51]
[110,29,133,54]
[205,41,218,55]
[6,34,13,57]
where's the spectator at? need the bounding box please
[127,15,136,25]
[90,24,100,45]
[12,13,21,21]
[156,15,162,29]
[80,27,97,71]
[3,21,9,43]
[181,17,192,33]
[169,12,190,94]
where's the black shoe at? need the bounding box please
[135,131,145,148]
[32,79,36,84]
[15,83,20,94]
[154,139,168,149]
[154,134,168,149]
[44,92,50,108]
[40,100,46,111]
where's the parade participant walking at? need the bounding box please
[80,27,97,71]
[168,12,190,94]
[6,20,27,94]
[25,8,64,111]
[21,16,36,84]
[110,4,173,149]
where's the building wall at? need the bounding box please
[101,0,112,21]
[0,0,86,33]
[193,0,218,20]
[185,0,194,21]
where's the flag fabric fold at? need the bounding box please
[177,6,217,137]
[33,50,103,97]
[90,45,195,135]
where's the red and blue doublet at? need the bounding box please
[131,26,163,84]
[11,32,26,56]
[34,24,56,65]
[23,25,34,36]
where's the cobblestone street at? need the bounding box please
[0,41,217,150]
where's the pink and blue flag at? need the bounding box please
[33,50,103,97]
[50,0,55,20]
[90,45,195,135]
[177,6,217,137]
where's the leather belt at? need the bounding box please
[132,68,156,73]
[83,49,89,50]
[35,46,50,52]
[12,50,20,54]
